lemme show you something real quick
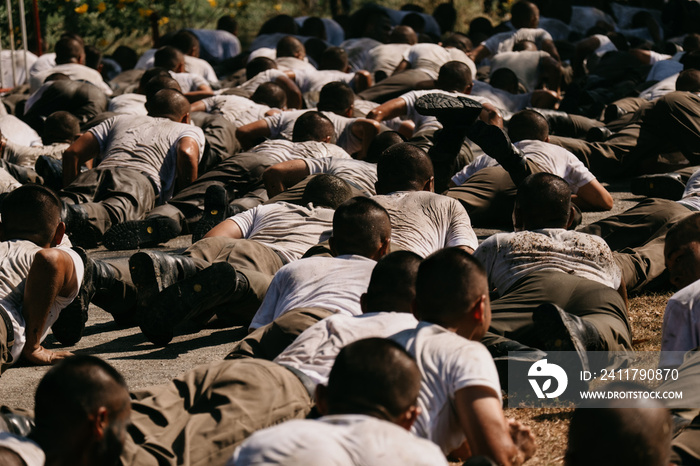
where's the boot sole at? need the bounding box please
[192,185,228,242]
[138,262,239,346]
[103,217,181,251]
[533,303,590,371]
[414,93,483,121]
[630,176,685,201]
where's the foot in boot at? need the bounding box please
[138,262,246,346]
[532,303,604,372]
[414,93,483,126]
[51,247,94,346]
[630,173,685,201]
[62,203,102,249]
[192,184,229,242]
[129,251,198,316]
[103,217,182,250]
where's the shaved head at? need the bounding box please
[375,143,433,194]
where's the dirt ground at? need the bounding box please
[0,181,674,466]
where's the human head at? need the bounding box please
[513,39,537,52]
[276,36,306,59]
[330,197,391,259]
[33,355,131,466]
[217,15,238,35]
[54,37,85,65]
[389,25,418,45]
[145,88,190,123]
[0,185,63,247]
[375,143,434,194]
[42,111,80,145]
[365,131,406,164]
[291,111,335,143]
[401,13,426,35]
[469,17,494,45]
[153,46,185,73]
[301,174,353,208]
[433,3,457,34]
[317,338,421,428]
[246,57,277,81]
[676,69,700,92]
[665,212,700,290]
[112,45,138,71]
[251,82,287,109]
[436,61,473,93]
[319,47,348,72]
[258,14,298,36]
[317,81,355,116]
[414,247,490,340]
[300,17,326,40]
[137,67,170,93]
[361,250,422,314]
[508,109,549,143]
[443,33,473,54]
[144,76,182,101]
[348,6,391,42]
[171,29,200,57]
[490,67,520,94]
[84,45,103,71]
[513,173,572,231]
[566,391,672,466]
[510,1,540,29]
[682,50,700,71]
[683,33,700,53]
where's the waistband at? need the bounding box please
[279,363,316,399]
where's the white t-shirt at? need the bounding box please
[0,50,37,88]
[660,278,700,367]
[90,115,205,202]
[293,69,356,93]
[403,44,476,80]
[169,70,208,93]
[276,56,317,73]
[184,55,220,86]
[372,191,479,256]
[108,93,148,115]
[2,141,69,168]
[647,52,684,82]
[451,139,596,190]
[367,43,412,76]
[481,28,553,56]
[305,157,378,195]
[249,255,376,330]
[0,240,84,364]
[248,138,350,163]
[391,322,502,453]
[489,50,551,92]
[274,312,420,385]
[201,95,272,127]
[471,80,531,114]
[0,167,21,193]
[340,38,383,72]
[230,414,448,466]
[639,73,678,101]
[28,52,56,78]
[474,228,622,297]
[230,202,333,263]
[264,109,362,155]
[0,115,41,147]
[236,69,287,97]
[30,63,112,95]
[678,168,700,211]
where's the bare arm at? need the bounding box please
[274,75,303,109]
[22,248,78,365]
[349,118,381,160]
[190,100,207,113]
[455,386,536,466]
[62,131,100,186]
[353,70,373,93]
[572,179,613,211]
[541,39,560,62]
[263,159,311,197]
[184,84,215,103]
[203,218,244,239]
[573,36,602,78]
[366,97,408,122]
[392,59,410,76]
[175,137,200,191]
[469,44,491,64]
[237,120,272,150]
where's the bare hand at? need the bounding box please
[508,418,537,461]
[23,346,73,366]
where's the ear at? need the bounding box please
[51,221,66,247]
[344,105,354,118]
[315,384,329,415]
[92,406,109,440]
[423,176,434,193]
[464,82,474,94]
[323,134,332,143]
[544,135,550,143]
[360,293,368,313]
[566,205,576,229]
[180,112,191,124]
[329,236,337,256]
[471,294,485,322]
[176,62,185,73]
[512,204,523,231]
[396,405,421,430]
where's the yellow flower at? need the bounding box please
[273,3,281,10]
[208,0,217,6]
[138,7,153,17]
[158,16,170,26]
[74,3,88,13]
[236,1,243,7]
[97,2,106,13]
